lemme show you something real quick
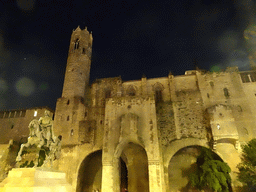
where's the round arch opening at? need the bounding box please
[118,142,149,192]
[77,150,102,192]
[168,145,232,192]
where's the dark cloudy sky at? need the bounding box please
[0,0,255,110]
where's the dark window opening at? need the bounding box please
[74,39,79,50]
[207,93,210,98]
[70,129,74,136]
[82,48,86,54]
[127,87,136,96]
[84,112,88,117]
[100,120,103,124]
[105,90,111,98]
[11,125,14,129]
[155,90,163,103]
[240,72,256,83]
[223,88,229,98]
[209,81,214,87]
[72,68,74,72]
[67,100,70,105]
[67,116,70,121]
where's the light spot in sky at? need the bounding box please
[218,30,239,55]
[39,82,49,91]
[210,65,221,72]
[15,77,35,96]
[16,0,35,11]
[0,78,8,93]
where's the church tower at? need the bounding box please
[62,26,92,98]
[54,26,93,145]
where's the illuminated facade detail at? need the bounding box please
[1,27,256,192]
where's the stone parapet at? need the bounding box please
[0,168,73,192]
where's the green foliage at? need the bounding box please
[237,139,256,190]
[188,148,231,192]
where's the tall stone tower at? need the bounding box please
[54,26,93,145]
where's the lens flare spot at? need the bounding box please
[39,82,49,91]
[15,77,35,96]
[210,65,221,72]
[0,78,8,94]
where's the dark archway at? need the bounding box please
[119,142,149,192]
[168,146,232,192]
[77,150,102,192]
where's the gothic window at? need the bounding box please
[67,100,70,105]
[105,89,111,98]
[82,48,86,54]
[240,72,256,83]
[223,88,229,98]
[153,83,164,103]
[67,116,70,121]
[74,39,79,50]
[70,129,74,136]
[155,90,163,103]
[127,86,136,96]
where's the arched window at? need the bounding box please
[223,88,229,98]
[105,89,111,99]
[74,39,79,50]
[153,83,164,103]
[127,85,136,96]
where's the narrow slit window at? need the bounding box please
[74,39,79,50]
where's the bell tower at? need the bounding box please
[62,26,93,98]
[54,26,93,145]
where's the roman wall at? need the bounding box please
[0,107,54,144]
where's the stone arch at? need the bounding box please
[114,138,146,158]
[153,82,164,102]
[153,82,164,91]
[167,144,231,192]
[76,150,102,192]
[164,138,209,167]
[114,141,149,192]
[126,85,137,96]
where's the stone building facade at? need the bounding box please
[1,26,256,191]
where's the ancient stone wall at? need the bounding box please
[0,107,53,144]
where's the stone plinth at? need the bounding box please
[0,168,73,192]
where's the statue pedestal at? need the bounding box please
[0,168,73,192]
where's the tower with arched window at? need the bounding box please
[54,26,93,145]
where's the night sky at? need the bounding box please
[0,0,254,111]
